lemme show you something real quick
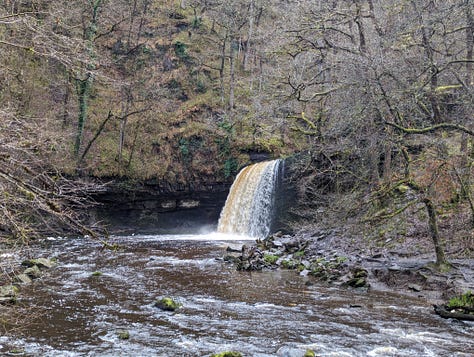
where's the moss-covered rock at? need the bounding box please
[117,329,130,340]
[210,352,243,357]
[22,257,56,269]
[0,285,19,297]
[344,267,369,288]
[154,297,181,311]
[447,290,474,310]
[0,284,19,304]
[223,255,241,264]
[15,273,32,284]
[279,259,296,270]
[24,265,42,278]
[263,254,279,265]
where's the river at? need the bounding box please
[1,234,472,356]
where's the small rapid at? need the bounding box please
[1,234,473,356]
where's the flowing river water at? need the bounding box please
[1,234,473,356]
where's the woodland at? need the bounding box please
[0,0,473,267]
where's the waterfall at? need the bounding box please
[217,159,281,238]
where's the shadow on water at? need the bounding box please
[1,234,473,356]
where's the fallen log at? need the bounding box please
[433,305,474,321]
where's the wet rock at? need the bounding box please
[0,285,19,304]
[343,267,369,288]
[353,268,368,278]
[346,277,367,288]
[15,273,32,284]
[299,269,310,277]
[0,285,19,297]
[117,329,130,340]
[24,265,42,278]
[272,240,285,248]
[223,255,241,264]
[225,246,241,253]
[237,245,266,271]
[22,258,56,269]
[154,297,181,311]
[408,284,422,292]
[6,348,26,356]
[388,264,403,272]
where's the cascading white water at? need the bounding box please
[217,159,280,238]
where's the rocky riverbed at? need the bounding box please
[1,234,473,356]
[222,229,474,305]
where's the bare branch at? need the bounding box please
[385,122,474,136]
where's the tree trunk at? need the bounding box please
[423,197,448,267]
[74,74,92,157]
[62,71,71,126]
[127,0,138,48]
[219,32,227,104]
[75,0,102,159]
[419,1,442,123]
[118,87,131,166]
[229,38,236,110]
[354,0,367,53]
[243,0,255,70]
[136,0,150,43]
[383,142,392,182]
[465,0,473,86]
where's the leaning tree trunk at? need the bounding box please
[422,197,448,267]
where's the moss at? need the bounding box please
[447,290,474,309]
[294,250,305,258]
[304,350,316,357]
[8,348,25,355]
[434,84,462,92]
[297,264,306,272]
[263,254,279,265]
[281,259,297,269]
[210,352,242,357]
[154,297,181,311]
[117,329,130,340]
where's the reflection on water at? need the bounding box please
[1,234,473,356]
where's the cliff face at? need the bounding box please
[89,155,295,236]
[90,181,231,235]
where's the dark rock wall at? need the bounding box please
[89,182,231,235]
[88,155,298,236]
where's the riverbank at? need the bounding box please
[223,217,474,306]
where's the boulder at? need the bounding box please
[0,284,19,304]
[0,284,19,297]
[154,297,181,311]
[22,258,56,269]
[15,273,32,284]
[223,255,241,264]
[24,265,42,278]
[117,329,130,340]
